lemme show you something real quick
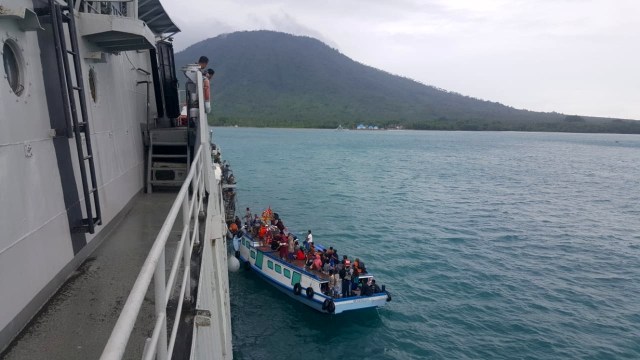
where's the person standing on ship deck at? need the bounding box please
[252,215,261,236]
[287,234,295,261]
[328,270,338,297]
[197,56,208,73]
[305,230,313,251]
[244,207,251,227]
[340,265,351,298]
[203,69,214,113]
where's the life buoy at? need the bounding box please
[322,299,330,310]
[293,283,302,296]
[306,286,314,299]
[327,300,335,313]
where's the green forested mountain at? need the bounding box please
[175,31,639,133]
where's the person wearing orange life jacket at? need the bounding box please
[258,225,267,240]
[229,222,238,234]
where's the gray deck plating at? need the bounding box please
[2,192,181,360]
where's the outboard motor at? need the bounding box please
[382,284,392,302]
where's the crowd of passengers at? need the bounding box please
[231,208,383,298]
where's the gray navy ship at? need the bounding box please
[0,0,232,358]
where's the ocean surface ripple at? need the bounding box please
[215,128,640,359]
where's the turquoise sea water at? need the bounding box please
[214,128,640,359]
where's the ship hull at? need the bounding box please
[0,1,235,357]
[0,4,152,348]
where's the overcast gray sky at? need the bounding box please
[162,0,639,120]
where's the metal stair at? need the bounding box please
[147,128,191,193]
[49,0,102,233]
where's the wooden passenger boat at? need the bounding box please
[237,232,391,314]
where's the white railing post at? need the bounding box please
[182,190,191,303]
[182,231,192,303]
[154,250,168,360]
[200,152,206,205]
[182,194,190,248]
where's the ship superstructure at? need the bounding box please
[0,0,232,358]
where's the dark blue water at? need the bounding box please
[214,128,640,359]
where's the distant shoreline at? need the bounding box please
[208,122,640,135]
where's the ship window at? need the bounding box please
[275,264,282,274]
[88,68,97,102]
[283,268,291,278]
[3,41,24,96]
[250,251,256,259]
[267,260,273,270]
[291,272,302,286]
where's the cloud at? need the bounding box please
[268,12,339,49]
[171,19,235,52]
[160,0,640,119]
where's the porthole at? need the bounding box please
[3,40,24,96]
[88,67,97,102]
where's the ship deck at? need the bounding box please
[2,192,182,360]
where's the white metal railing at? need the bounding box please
[100,145,206,360]
[79,0,135,18]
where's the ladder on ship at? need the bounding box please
[48,0,102,233]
